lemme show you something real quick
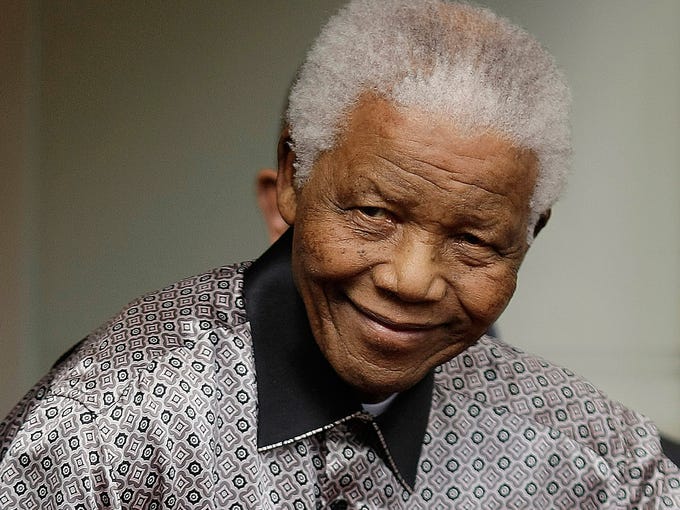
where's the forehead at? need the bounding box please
[326,96,538,208]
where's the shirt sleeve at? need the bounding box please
[0,393,120,509]
[612,405,680,508]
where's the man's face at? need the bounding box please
[278,97,538,402]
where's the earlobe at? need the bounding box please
[276,126,298,225]
[533,209,551,238]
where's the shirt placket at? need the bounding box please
[318,420,405,510]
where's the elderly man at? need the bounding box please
[1,1,678,508]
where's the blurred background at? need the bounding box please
[2,1,678,439]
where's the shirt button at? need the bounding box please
[330,499,348,510]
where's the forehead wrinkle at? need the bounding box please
[406,156,511,199]
[396,135,490,164]
[338,107,534,219]
[374,132,523,200]
[380,117,534,196]
[349,162,420,210]
[377,149,514,205]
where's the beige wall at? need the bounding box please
[1,1,678,438]
[1,1,40,409]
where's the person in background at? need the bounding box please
[256,168,290,244]
[1,1,678,508]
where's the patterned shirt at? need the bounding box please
[1,232,679,509]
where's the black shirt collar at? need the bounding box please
[243,229,433,491]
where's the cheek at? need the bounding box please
[455,268,517,322]
[293,220,371,281]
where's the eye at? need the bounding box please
[349,205,395,235]
[458,233,484,246]
[357,206,389,219]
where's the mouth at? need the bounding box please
[348,299,444,333]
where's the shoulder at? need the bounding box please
[1,262,252,451]
[427,336,680,506]
[435,335,665,464]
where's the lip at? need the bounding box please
[348,299,444,333]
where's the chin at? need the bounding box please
[340,361,424,402]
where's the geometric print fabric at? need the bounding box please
[1,263,679,509]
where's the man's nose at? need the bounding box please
[371,233,447,302]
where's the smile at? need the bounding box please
[348,299,444,333]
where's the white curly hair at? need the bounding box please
[286,0,571,239]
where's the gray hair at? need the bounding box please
[286,0,571,238]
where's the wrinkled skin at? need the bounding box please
[277,96,541,402]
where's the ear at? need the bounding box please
[255,168,289,243]
[276,126,298,225]
[533,209,551,238]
